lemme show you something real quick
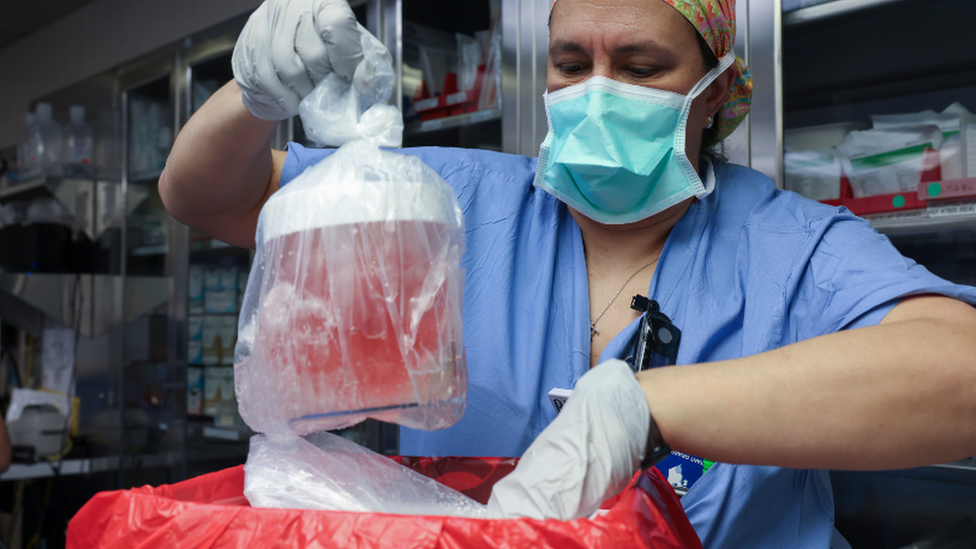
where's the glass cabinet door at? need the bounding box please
[782,0,976,251]
[358,0,502,152]
[780,1,976,546]
[121,60,186,488]
[399,0,502,150]
[181,39,257,476]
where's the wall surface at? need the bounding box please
[0,0,261,149]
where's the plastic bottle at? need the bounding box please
[93,110,120,181]
[32,103,63,178]
[16,113,37,183]
[64,105,94,178]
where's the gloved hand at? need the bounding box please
[486,359,652,520]
[232,0,389,120]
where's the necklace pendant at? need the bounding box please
[590,324,599,340]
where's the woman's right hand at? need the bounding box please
[232,0,381,121]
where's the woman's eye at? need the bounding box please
[628,66,656,77]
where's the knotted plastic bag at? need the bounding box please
[234,28,467,435]
[298,28,403,148]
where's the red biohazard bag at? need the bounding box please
[66,457,702,549]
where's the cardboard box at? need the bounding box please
[187,367,204,415]
[202,316,221,365]
[203,365,223,416]
[219,268,238,291]
[188,315,203,340]
[188,340,203,365]
[204,268,222,291]
[219,316,237,365]
[205,290,238,314]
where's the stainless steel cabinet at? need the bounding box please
[746,0,976,546]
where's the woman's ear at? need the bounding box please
[705,67,736,118]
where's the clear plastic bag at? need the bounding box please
[298,27,402,148]
[244,432,486,517]
[235,137,466,435]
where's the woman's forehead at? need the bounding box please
[549,0,697,51]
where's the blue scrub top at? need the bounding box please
[281,143,976,549]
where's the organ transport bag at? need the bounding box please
[235,140,467,434]
[234,30,467,435]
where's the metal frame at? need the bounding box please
[118,51,187,485]
[501,0,548,157]
[371,0,403,113]
[745,0,784,187]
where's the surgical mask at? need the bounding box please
[533,52,736,225]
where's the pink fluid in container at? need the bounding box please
[250,175,467,433]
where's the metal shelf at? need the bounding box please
[189,238,237,252]
[833,459,976,488]
[131,244,168,256]
[864,200,976,236]
[1,452,180,482]
[0,179,53,204]
[409,107,501,134]
[784,0,910,25]
[0,273,170,338]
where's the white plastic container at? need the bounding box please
[16,113,37,182]
[30,103,64,178]
[9,405,66,458]
[93,110,121,181]
[64,105,94,178]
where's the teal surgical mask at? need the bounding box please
[533,52,735,225]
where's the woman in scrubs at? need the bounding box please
[159,0,976,546]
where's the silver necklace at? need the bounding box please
[590,258,660,340]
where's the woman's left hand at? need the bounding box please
[486,359,650,520]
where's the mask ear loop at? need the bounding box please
[673,52,738,198]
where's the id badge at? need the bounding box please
[655,451,715,496]
[548,388,572,413]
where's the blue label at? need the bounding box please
[655,451,706,492]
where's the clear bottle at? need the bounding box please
[64,105,94,178]
[17,113,37,183]
[93,110,120,181]
[32,103,63,178]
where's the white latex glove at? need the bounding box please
[486,359,652,520]
[232,0,388,120]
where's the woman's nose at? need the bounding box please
[591,60,613,79]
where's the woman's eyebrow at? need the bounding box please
[612,40,674,57]
[549,39,586,56]
[549,39,677,59]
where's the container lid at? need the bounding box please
[35,102,53,120]
[70,105,86,124]
[260,177,456,243]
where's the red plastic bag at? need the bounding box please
[67,458,702,549]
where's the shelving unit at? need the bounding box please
[783,0,909,24]
[757,0,976,545]
[412,107,501,134]
[866,201,976,235]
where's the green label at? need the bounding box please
[850,143,931,171]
